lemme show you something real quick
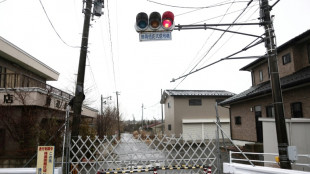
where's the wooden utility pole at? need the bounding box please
[260,0,291,169]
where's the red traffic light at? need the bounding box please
[162,11,174,29]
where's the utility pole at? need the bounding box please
[71,0,93,139]
[161,89,164,134]
[116,91,120,139]
[141,103,144,129]
[260,0,291,169]
[71,0,104,138]
[101,94,103,115]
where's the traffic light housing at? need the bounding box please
[135,11,174,32]
[136,12,148,31]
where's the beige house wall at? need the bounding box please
[165,96,230,136]
[164,96,174,135]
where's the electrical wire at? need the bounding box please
[191,4,258,24]
[106,0,118,91]
[147,0,248,9]
[38,0,80,48]
[171,38,264,82]
[174,0,255,88]
[199,4,259,67]
[174,0,237,89]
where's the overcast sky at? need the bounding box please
[1,0,310,121]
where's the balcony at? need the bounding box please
[0,73,97,118]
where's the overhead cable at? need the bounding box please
[174,0,255,88]
[38,0,80,48]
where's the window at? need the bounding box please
[168,124,171,130]
[291,102,303,118]
[189,99,202,106]
[266,105,274,118]
[282,53,291,65]
[168,102,171,108]
[259,70,263,82]
[235,116,241,125]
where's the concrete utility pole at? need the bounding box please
[71,0,93,139]
[161,89,164,134]
[141,103,144,129]
[260,0,291,169]
[116,91,121,139]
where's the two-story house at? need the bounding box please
[0,36,98,166]
[160,89,234,140]
[220,30,310,145]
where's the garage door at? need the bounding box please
[183,123,202,140]
[183,123,230,141]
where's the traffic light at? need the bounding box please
[162,11,174,30]
[135,11,174,32]
[136,12,148,31]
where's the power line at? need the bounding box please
[38,0,80,48]
[147,0,248,9]
[174,0,255,88]
[191,4,258,24]
[171,37,264,82]
[174,0,237,89]
[106,0,118,91]
[199,4,259,67]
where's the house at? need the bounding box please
[160,89,234,140]
[220,30,310,146]
[0,36,98,166]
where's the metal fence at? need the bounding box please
[69,133,222,174]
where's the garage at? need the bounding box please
[182,119,230,141]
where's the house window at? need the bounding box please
[0,66,6,88]
[189,99,202,106]
[259,70,263,82]
[282,53,291,65]
[168,124,171,130]
[251,71,255,85]
[168,102,171,108]
[235,116,241,125]
[266,105,274,118]
[291,102,303,118]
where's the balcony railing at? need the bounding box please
[0,73,72,100]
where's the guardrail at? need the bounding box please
[0,73,72,99]
[230,151,310,168]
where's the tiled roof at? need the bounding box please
[220,66,310,105]
[165,89,235,97]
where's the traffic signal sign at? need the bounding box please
[135,11,174,32]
